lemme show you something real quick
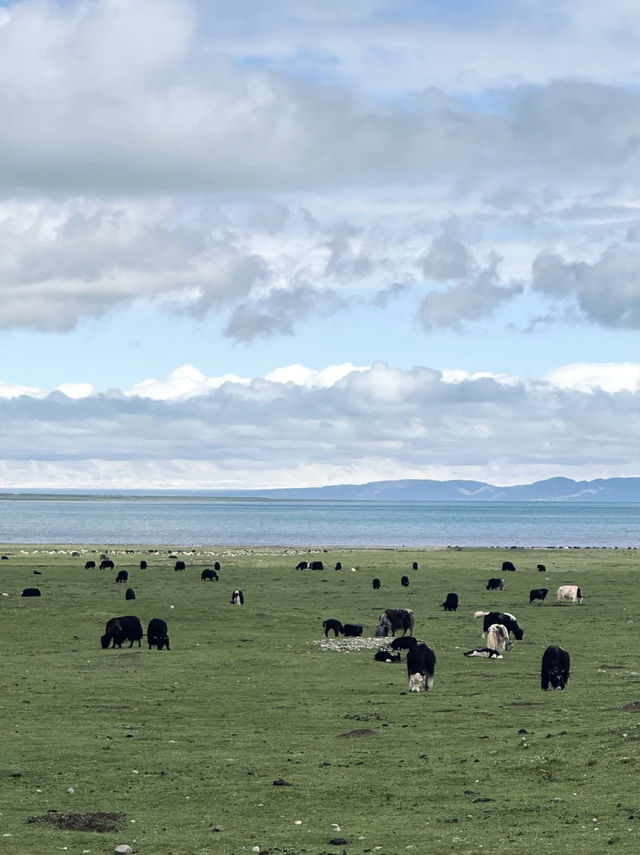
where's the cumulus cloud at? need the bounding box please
[224,283,347,341]
[531,228,640,328]
[419,250,524,330]
[1,362,636,488]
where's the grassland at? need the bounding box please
[0,543,638,855]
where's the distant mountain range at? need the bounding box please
[214,477,638,502]
[6,477,639,502]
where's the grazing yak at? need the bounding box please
[201,568,219,581]
[101,615,143,649]
[401,575,410,587]
[372,578,381,590]
[486,578,504,591]
[140,560,147,570]
[147,617,170,651]
[85,560,96,569]
[125,587,136,600]
[475,610,524,640]
[296,561,308,570]
[214,561,221,572]
[231,589,244,605]
[343,623,363,637]
[323,618,344,637]
[21,587,41,597]
[310,561,324,571]
[335,562,342,570]
[485,623,513,652]
[390,636,417,656]
[529,587,549,604]
[442,592,459,612]
[412,561,418,570]
[541,645,570,690]
[464,647,503,659]
[537,564,547,572]
[407,643,436,692]
[115,570,128,583]
[374,648,401,663]
[377,608,414,637]
[174,560,186,572]
[100,559,115,570]
[557,585,582,603]
[502,560,517,572]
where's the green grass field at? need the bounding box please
[0,543,638,855]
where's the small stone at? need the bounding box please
[67,787,75,794]
[114,846,133,855]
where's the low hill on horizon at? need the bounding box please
[216,476,638,501]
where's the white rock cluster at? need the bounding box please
[315,636,386,652]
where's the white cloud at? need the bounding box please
[541,362,640,393]
[124,365,251,400]
[264,363,367,387]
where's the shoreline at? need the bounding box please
[1,543,636,553]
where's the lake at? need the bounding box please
[0,495,638,547]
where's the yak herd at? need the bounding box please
[319,558,577,693]
[16,552,575,696]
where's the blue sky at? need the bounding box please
[0,0,638,489]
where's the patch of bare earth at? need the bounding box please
[338,728,378,738]
[27,810,125,832]
[622,701,640,712]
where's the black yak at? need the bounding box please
[442,592,458,611]
[323,618,344,637]
[407,643,436,692]
[343,623,363,637]
[21,587,41,597]
[101,615,143,649]
[147,617,170,651]
[377,608,414,637]
[541,645,570,690]
[529,587,549,603]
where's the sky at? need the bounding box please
[0,0,639,490]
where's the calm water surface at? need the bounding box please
[0,497,638,547]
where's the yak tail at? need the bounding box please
[474,610,489,618]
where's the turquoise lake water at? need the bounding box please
[0,496,638,547]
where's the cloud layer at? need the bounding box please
[1,362,637,488]
[0,0,638,340]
